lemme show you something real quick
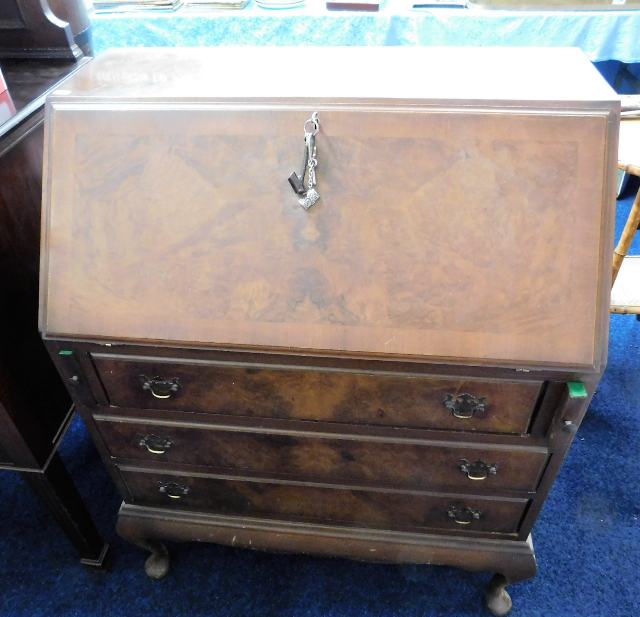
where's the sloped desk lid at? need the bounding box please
[39,47,618,370]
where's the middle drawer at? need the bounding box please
[95,416,548,493]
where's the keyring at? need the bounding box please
[304,112,320,136]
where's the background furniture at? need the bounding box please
[0,50,108,567]
[0,0,83,60]
[611,119,640,316]
[39,47,618,615]
[49,0,94,57]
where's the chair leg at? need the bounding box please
[613,185,640,284]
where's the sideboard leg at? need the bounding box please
[23,453,109,568]
[485,574,512,616]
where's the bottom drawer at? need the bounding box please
[119,467,529,535]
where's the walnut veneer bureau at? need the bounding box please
[39,47,618,615]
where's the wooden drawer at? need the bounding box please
[119,467,529,535]
[97,416,548,492]
[92,355,542,434]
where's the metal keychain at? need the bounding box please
[289,112,321,210]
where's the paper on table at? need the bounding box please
[93,0,184,13]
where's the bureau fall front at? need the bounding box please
[38,47,619,615]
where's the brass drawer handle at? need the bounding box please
[443,393,487,419]
[447,506,481,525]
[459,459,498,481]
[139,434,174,455]
[140,375,181,399]
[158,481,190,500]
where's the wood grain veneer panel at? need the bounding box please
[42,103,610,368]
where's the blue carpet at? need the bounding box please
[0,192,639,617]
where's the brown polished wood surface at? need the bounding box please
[40,48,617,370]
[0,57,106,566]
[96,415,548,492]
[0,57,88,467]
[0,59,80,137]
[119,467,529,535]
[93,354,542,434]
[0,118,71,464]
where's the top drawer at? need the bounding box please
[92,355,542,434]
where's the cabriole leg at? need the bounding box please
[140,538,170,579]
[117,519,169,579]
[485,574,512,616]
[484,535,537,616]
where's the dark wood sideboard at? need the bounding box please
[39,47,618,613]
[0,0,86,60]
[0,57,108,567]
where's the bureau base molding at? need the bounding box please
[116,503,536,615]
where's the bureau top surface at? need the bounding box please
[40,47,617,371]
[49,47,617,104]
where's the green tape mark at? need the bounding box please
[567,381,588,399]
